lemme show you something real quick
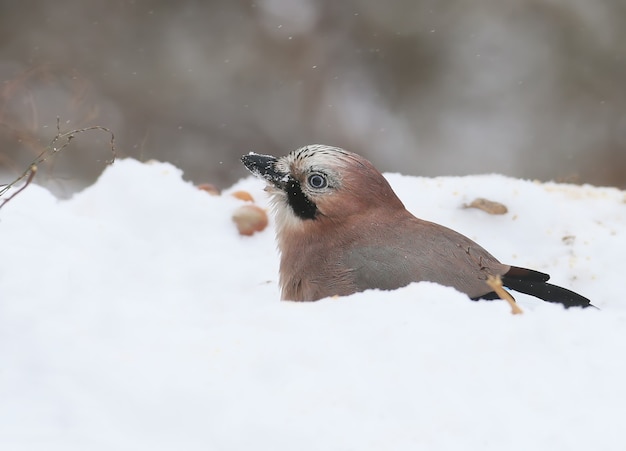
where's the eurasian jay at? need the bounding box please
[241,145,593,308]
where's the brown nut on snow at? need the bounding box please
[232,204,268,236]
[463,197,508,215]
[197,183,220,195]
[231,190,254,202]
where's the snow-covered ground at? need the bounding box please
[1,158,625,450]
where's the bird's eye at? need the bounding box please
[307,173,328,189]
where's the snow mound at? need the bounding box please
[1,159,625,450]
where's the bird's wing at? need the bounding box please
[342,217,509,298]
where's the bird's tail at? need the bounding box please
[501,266,594,309]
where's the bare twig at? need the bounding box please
[0,165,37,209]
[0,117,116,209]
[48,116,117,164]
[486,274,524,315]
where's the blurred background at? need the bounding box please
[1,0,625,196]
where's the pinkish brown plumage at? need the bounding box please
[242,145,593,308]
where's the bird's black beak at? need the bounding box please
[241,153,286,186]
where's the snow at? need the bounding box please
[1,158,625,450]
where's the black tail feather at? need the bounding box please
[505,266,550,283]
[501,266,594,309]
[473,266,595,309]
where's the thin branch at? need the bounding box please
[0,117,116,209]
[486,275,524,315]
[0,165,37,209]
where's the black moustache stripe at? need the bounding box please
[285,179,317,220]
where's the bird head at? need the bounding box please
[241,145,405,236]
